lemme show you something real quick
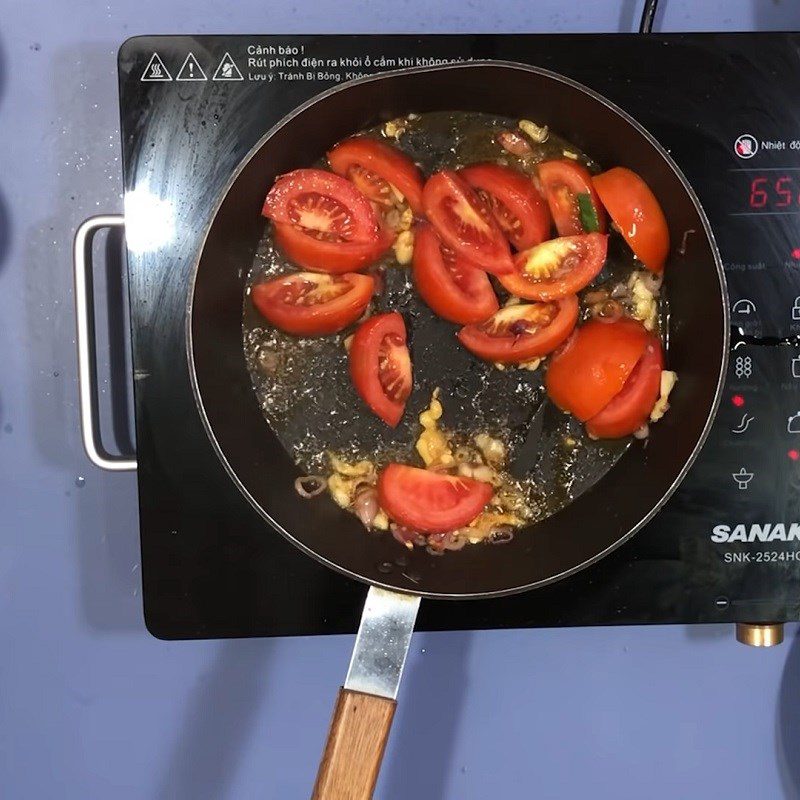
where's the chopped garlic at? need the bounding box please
[343,334,354,353]
[329,454,374,478]
[327,454,377,508]
[393,230,414,265]
[563,150,580,160]
[385,203,413,235]
[628,271,659,331]
[650,370,677,422]
[373,510,389,530]
[518,119,549,143]
[519,357,542,372]
[398,205,413,231]
[327,473,354,507]
[457,462,499,485]
[474,433,506,466]
[383,118,406,139]
[415,389,455,468]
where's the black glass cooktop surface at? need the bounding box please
[118,33,800,639]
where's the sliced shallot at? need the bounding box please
[294,475,326,498]
[353,486,379,528]
[497,130,532,157]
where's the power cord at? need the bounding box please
[639,0,659,33]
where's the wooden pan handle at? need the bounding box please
[312,687,397,800]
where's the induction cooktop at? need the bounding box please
[117,33,800,640]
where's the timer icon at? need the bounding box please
[735,134,758,159]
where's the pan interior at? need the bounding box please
[189,64,727,597]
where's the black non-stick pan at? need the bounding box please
[187,63,728,798]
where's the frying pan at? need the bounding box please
[76,62,728,799]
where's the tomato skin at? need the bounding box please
[457,295,579,364]
[500,233,608,301]
[377,464,494,534]
[328,137,425,215]
[422,171,514,275]
[586,336,664,438]
[273,221,391,273]
[592,167,670,274]
[538,160,607,236]
[545,317,650,421]
[459,162,551,250]
[251,272,374,337]
[349,312,412,427]
[412,223,499,324]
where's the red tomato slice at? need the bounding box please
[592,167,670,274]
[422,171,513,275]
[264,169,390,272]
[586,336,664,438]
[273,222,391,274]
[545,317,650,421]
[349,312,412,427]
[459,162,551,250]
[499,233,608,301]
[377,463,494,534]
[263,168,381,240]
[457,295,579,364]
[412,223,499,324]
[328,137,424,215]
[251,272,374,336]
[538,160,607,236]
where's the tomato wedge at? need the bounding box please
[500,233,608,301]
[459,163,551,250]
[586,336,664,438]
[251,272,374,336]
[328,137,425,215]
[263,168,390,272]
[412,223,499,324]
[273,222,390,274]
[538,160,607,236]
[457,295,579,364]
[422,171,513,275]
[592,167,670,273]
[349,312,412,427]
[545,317,650,421]
[377,463,493,534]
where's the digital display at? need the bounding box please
[731,168,800,215]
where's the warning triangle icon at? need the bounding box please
[141,53,172,82]
[176,52,207,81]
[212,52,244,82]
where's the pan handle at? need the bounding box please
[312,587,420,799]
[73,214,137,471]
[312,688,397,799]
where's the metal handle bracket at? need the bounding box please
[73,214,137,471]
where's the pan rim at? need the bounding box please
[185,59,730,600]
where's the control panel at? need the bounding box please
[722,135,800,338]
